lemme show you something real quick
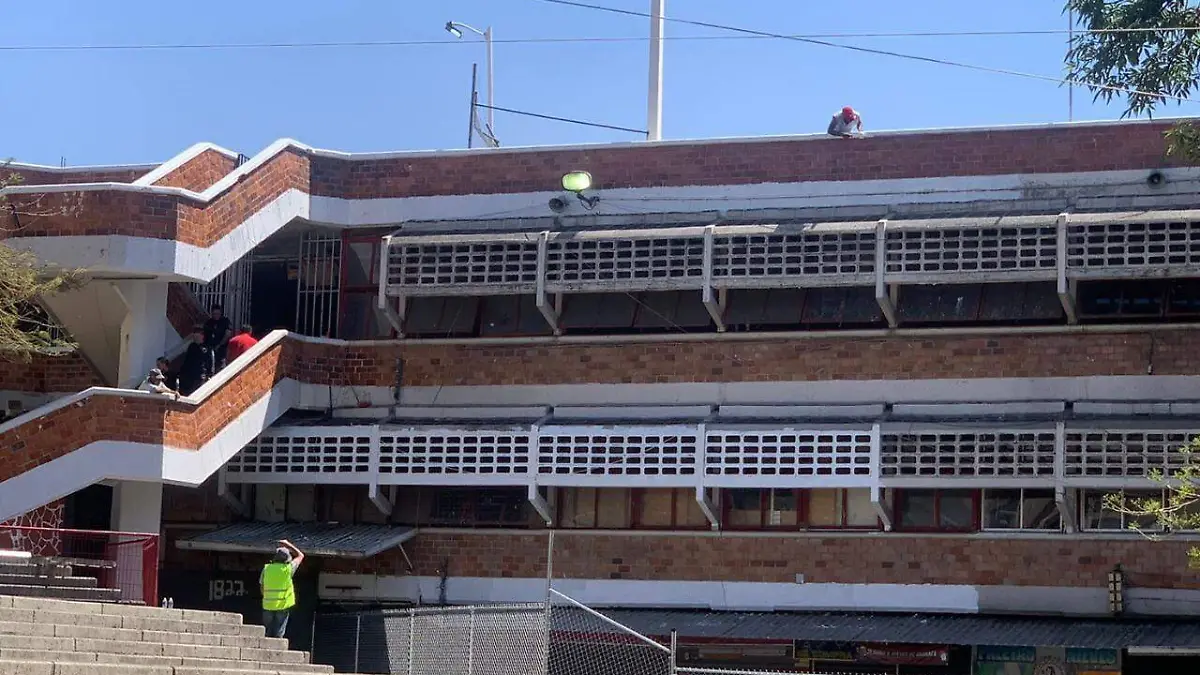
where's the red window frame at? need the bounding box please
[338,231,398,340]
[892,489,981,533]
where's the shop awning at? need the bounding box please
[177,522,416,559]
[595,609,1200,649]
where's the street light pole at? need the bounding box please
[485,27,495,134]
[447,21,495,137]
[647,0,665,141]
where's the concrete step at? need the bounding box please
[0,563,70,577]
[0,607,264,637]
[0,575,96,589]
[0,619,287,650]
[0,660,321,675]
[0,596,245,625]
[0,585,119,602]
[0,634,308,665]
[0,650,332,673]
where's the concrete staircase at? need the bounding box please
[0,556,120,603]
[0,595,336,675]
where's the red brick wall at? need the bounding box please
[152,150,237,192]
[286,330,1196,387]
[1,121,1187,246]
[0,352,103,393]
[167,283,207,338]
[5,167,149,186]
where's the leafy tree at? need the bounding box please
[1065,0,1200,156]
[0,166,78,360]
[1104,443,1200,567]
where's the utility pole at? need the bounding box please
[647,0,665,141]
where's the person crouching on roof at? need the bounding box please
[828,106,863,138]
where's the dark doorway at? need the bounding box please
[250,261,298,334]
[1125,653,1200,675]
[63,484,113,531]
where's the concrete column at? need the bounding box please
[115,281,170,388]
[109,480,163,604]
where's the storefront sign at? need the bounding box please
[974,646,1120,675]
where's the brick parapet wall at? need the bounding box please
[0,122,1185,247]
[0,352,103,393]
[151,149,237,192]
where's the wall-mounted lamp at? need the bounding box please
[562,171,600,210]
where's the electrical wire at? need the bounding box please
[533,0,1200,106]
[8,26,1200,52]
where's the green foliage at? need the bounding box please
[0,167,79,361]
[1066,0,1200,117]
[1102,440,1200,567]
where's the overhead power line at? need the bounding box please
[7,26,1200,52]
[533,0,1200,105]
[475,103,647,135]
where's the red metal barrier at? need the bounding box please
[0,525,159,606]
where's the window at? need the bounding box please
[722,489,801,529]
[403,297,480,338]
[422,488,530,527]
[720,489,878,530]
[556,488,631,529]
[479,295,552,337]
[1081,490,1165,532]
[894,489,978,532]
[982,489,1061,531]
[632,489,709,529]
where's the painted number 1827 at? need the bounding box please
[208,579,247,601]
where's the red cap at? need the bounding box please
[842,106,856,117]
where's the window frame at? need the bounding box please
[892,489,981,533]
[553,488,633,530]
[980,488,1062,532]
[1078,489,1178,533]
[716,488,881,532]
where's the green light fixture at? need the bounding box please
[561,171,593,193]
[560,171,599,210]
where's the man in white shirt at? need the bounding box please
[827,106,863,138]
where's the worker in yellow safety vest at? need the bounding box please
[260,539,305,639]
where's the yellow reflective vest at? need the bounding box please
[261,562,296,611]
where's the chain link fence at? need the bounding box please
[312,588,839,675]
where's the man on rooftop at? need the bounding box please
[827,106,863,138]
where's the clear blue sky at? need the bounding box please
[3,0,1200,166]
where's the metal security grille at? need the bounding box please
[704,430,874,482]
[296,231,341,338]
[885,221,1059,281]
[1064,430,1196,477]
[536,426,700,484]
[881,431,1058,478]
[187,257,253,329]
[1067,218,1200,272]
[378,430,533,481]
[710,228,877,286]
[225,433,372,478]
[544,236,705,292]
[386,238,540,295]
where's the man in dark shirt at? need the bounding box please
[203,305,234,370]
[179,326,215,395]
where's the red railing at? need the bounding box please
[0,525,159,606]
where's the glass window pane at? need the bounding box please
[898,490,937,529]
[1124,490,1162,532]
[595,489,630,528]
[983,489,1022,529]
[939,491,975,530]
[345,241,377,287]
[638,489,675,527]
[1021,490,1061,530]
[844,489,878,527]
[1084,491,1123,530]
[726,490,762,528]
[559,488,596,528]
[808,489,843,527]
[766,489,798,527]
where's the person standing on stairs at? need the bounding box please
[261,539,305,639]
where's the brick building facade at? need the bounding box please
[3,119,1200,673]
